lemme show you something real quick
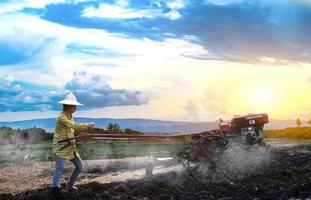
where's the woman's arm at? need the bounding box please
[58,115,94,131]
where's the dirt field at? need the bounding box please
[0,156,176,193]
[1,144,311,199]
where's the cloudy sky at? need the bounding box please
[0,0,311,122]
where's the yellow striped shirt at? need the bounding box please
[52,111,90,160]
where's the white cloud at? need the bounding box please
[64,70,148,108]
[204,0,311,7]
[167,0,187,9]
[0,12,208,79]
[82,0,185,20]
[0,0,67,15]
[202,87,231,115]
[164,10,181,20]
[14,85,22,91]
[259,56,299,65]
[82,3,160,19]
[0,0,97,15]
[4,74,14,85]
[203,0,245,6]
[165,0,186,19]
[0,7,213,120]
[183,99,199,120]
[260,56,276,63]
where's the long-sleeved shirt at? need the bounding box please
[52,111,90,160]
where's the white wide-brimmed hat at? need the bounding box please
[58,92,84,106]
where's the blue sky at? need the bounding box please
[0,0,311,121]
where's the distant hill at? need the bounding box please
[0,118,219,133]
[0,117,303,133]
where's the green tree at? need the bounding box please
[106,123,122,134]
[124,128,144,135]
[296,118,302,127]
[107,123,114,132]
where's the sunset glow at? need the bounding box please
[0,0,310,122]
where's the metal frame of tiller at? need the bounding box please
[58,131,234,182]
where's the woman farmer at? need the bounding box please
[52,92,95,191]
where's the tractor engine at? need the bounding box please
[219,113,269,145]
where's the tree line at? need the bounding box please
[77,123,144,135]
[0,123,143,144]
[0,126,53,144]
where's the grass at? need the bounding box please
[264,127,311,139]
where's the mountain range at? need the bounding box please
[0,117,303,133]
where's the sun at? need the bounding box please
[255,87,273,104]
